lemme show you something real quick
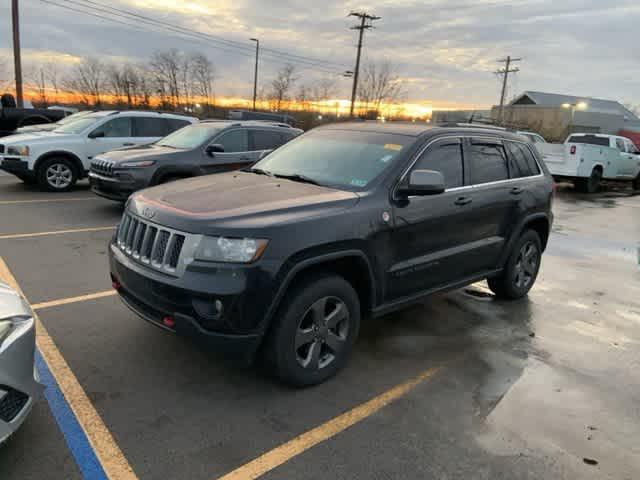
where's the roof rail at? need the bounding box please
[437,122,507,130]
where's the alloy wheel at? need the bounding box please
[295,296,349,371]
[46,163,73,189]
[513,241,539,289]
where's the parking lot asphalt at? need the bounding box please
[1,173,639,480]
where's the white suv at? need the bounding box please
[0,111,197,191]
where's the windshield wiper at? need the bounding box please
[273,173,320,186]
[243,167,274,177]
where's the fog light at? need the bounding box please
[192,297,224,321]
[162,316,176,328]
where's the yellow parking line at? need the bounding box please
[0,197,101,205]
[0,258,137,480]
[32,290,117,311]
[0,226,116,240]
[217,367,440,480]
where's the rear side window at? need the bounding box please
[467,139,509,184]
[568,135,610,147]
[413,139,463,189]
[251,130,285,151]
[133,117,167,137]
[615,138,625,152]
[216,129,249,153]
[505,141,540,178]
[167,118,191,132]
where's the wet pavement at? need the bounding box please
[0,174,639,479]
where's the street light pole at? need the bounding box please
[250,38,259,112]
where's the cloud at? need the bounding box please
[1,0,637,107]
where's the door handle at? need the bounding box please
[454,196,472,206]
[122,142,135,146]
[239,156,251,161]
[510,186,524,195]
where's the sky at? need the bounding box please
[1,0,639,110]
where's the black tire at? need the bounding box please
[633,173,640,191]
[575,168,602,193]
[262,273,361,387]
[36,157,78,192]
[488,230,542,300]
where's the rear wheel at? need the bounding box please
[575,168,602,193]
[488,230,542,300]
[37,157,78,192]
[263,273,360,387]
[633,173,640,191]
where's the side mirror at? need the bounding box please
[258,149,272,160]
[205,144,225,156]
[89,130,105,139]
[398,169,446,197]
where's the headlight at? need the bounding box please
[195,236,268,263]
[120,160,156,168]
[7,145,29,156]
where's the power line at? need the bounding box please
[348,11,380,117]
[495,56,521,124]
[53,0,349,74]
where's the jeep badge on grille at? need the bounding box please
[141,207,155,219]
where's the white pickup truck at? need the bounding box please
[539,133,640,193]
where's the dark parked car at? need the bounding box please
[109,122,554,386]
[0,93,66,137]
[89,120,302,201]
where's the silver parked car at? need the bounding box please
[0,280,42,444]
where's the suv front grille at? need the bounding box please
[116,212,186,275]
[0,386,29,422]
[90,158,115,177]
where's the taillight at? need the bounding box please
[570,145,576,154]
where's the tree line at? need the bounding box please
[12,49,404,118]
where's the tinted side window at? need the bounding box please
[413,139,463,189]
[467,140,509,184]
[216,129,248,153]
[615,139,625,152]
[252,130,284,151]
[568,135,610,147]
[133,117,167,137]
[92,117,132,138]
[505,141,540,178]
[167,118,191,132]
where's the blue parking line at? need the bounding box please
[35,349,108,480]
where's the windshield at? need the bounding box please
[251,129,413,190]
[157,123,222,149]
[53,116,101,134]
[57,111,90,125]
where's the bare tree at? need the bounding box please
[0,56,13,92]
[45,62,60,99]
[180,55,192,110]
[311,77,337,102]
[63,57,106,106]
[149,49,182,107]
[270,64,297,111]
[106,63,140,108]
[31,67,48,106]
[191,53,215,113]
[296,84,311,111]
[358,59,404,116]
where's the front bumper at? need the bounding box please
[0,318,43,444]
[109,243,274,362]
[89,171,146,202]
[0,158,34,179]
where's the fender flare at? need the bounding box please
[34,150,85,177]
[150,166,197,185]
[498,212,551,267]
[261,249,377,331]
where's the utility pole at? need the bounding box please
[495,56,521,125]
[250,38,259,111]
[12,0,24,107]
[348,11,380,118]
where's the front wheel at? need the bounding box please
[575,168,601,193]
[633,173,640,191]
[262,274,361,387]
[37,157,78,192]
[488,230,542,300]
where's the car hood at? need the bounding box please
[130,171,360,232]
[0,281,31,319]
[0,131,72,145]
[99,144,186,163]
[16,124,58,134]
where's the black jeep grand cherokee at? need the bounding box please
[109,122,553,386]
